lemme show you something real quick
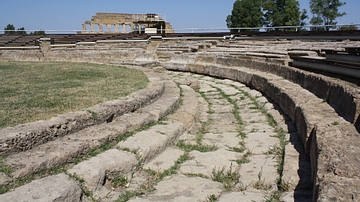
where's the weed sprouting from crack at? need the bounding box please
[119,153,191,201]
[211,164,240,191]
[0,165,67,194]
[0,157,12,176]
[253,166,272,191]
[66,172,96,201]
[195,118,213,144]
[234,150,251,165]
[203,194,218,202]
[199,91,214,114]
[230,84,289,196]
[226,141,246,153]
[111,175,130,189]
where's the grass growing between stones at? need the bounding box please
[0,61,149,129]
[66,172,96,201]
[176,140,218,152]
[117,153,190,201]
[230,84,290,200]
[0,158,12,175]
[0,119,167,195]
[212,86,246,138]
[211,164,240,191]
[234,150,251,165]
[0,165,68,194]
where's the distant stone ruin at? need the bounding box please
[81,12,174,34]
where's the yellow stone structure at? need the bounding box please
[81,12,174,34]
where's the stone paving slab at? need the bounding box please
[244,132,279,154]
[117,122,183,163]
[128,174,223,202]
[179,148,242,177]
[238,154,278,188]
[68,149,138,192]
[218,188,269,202]
[201,132,240,148]
[144,147,184,172]
[0,173,83,202]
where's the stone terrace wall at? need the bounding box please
[1,39,360,201]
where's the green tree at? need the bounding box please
[338,25,358,31]
[17,27,27,35]
[309,0,346,31]
[226,0,263,32]
[30,30,46,35]
[263,0,307,31]
[4,24,15,35]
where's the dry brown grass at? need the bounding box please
[0,61,149,129]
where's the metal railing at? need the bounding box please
[1,23,359,34]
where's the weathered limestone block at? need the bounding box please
[295,103,345,154]
[68,149,137,192]
[316,174,360,202]
[117,122,184,163]
[0,173,82,202]
[311,124,360,201]
[328,84,360,124]
[0,110,94,155]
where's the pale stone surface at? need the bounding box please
[244,132,279,154]
[179,148,242,177]
[0,173,11,187]
[117,122,183,163]
[0,173,82,202]
[144,147,184,172]
[128,175,222,202]
[202,132,240,148]
[68,149,137,192]
[239,154,278,188]
[218,189,268,202]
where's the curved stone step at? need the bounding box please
[0,76,200,201]
[1,173,83,202]
[161,61,360,201]
[0,70,165,156]
[119,71,297,201]
[63,79,197,199]
[1,77,180,184]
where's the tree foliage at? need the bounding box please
[4,24,15,35]
[17,27,27,35]
[263,0,307,30]
[4,24,28,35]
[30,30,46,35]
[338,25,358,31]
[226,0,263,32]
[309,0,346,31]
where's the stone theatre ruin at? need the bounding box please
[81,12,174,34]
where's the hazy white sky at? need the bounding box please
[0,0,357,32]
